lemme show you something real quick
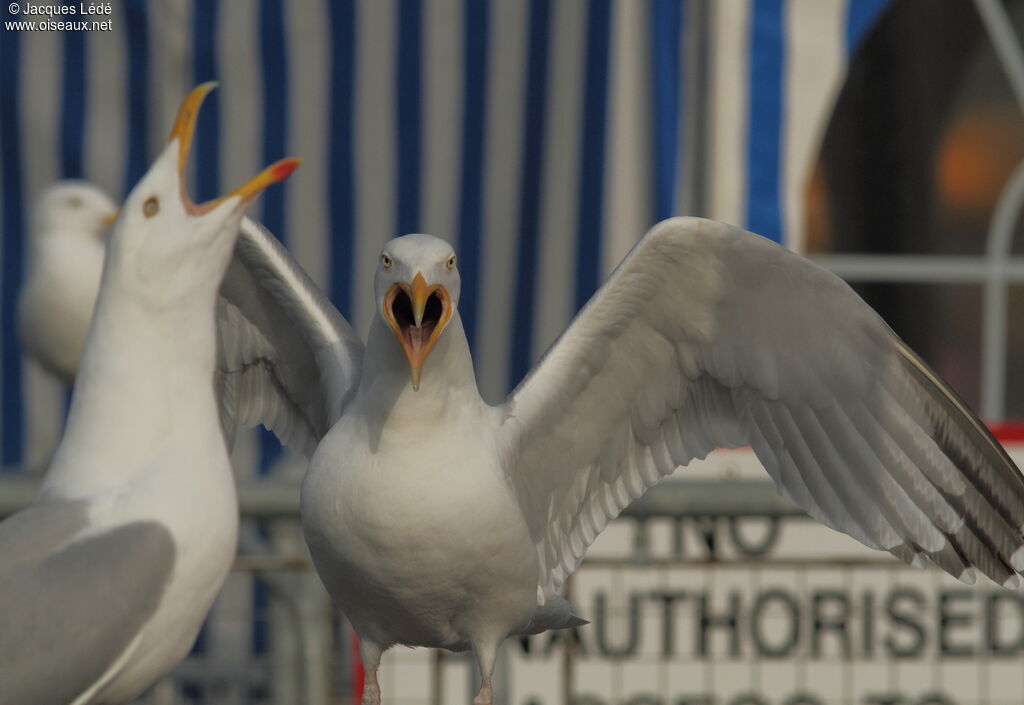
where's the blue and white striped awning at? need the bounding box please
[0,0,891,469]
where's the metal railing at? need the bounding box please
[0,473,808,705]
[5,468,1023,705]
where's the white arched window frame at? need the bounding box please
[812,0,1024,422]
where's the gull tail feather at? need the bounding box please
[515,595,588,635]
[564,613,590,628]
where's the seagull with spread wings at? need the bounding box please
[219,217,1024,705]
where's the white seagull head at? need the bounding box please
[33,181,118,238]
[374,234,460,391]
[107,82,300,305]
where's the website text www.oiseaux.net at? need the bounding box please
[5,2,112,31]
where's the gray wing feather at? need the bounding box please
[217,217,363,457]
[0,498,88,567]
[505,217,1024,597]
[0,509,176,705]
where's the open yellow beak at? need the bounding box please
[168,82,301,213]
[382,272,453,391]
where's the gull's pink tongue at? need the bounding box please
[405,325,429,356]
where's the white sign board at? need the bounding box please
[375,446,1024,705]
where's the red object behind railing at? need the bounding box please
[989,422,1024,443]
[352,631,364,703]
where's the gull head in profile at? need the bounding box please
[374,234,460,390]
[33,181,118,239]
[107,82,300,306]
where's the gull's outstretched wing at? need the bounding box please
[217,217,363,457]
[0,500,176,705]
[503,217,1024,599]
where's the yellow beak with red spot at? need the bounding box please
[169,82,301,214]
[382,272,453,390]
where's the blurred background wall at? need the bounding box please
[0,0,892,470]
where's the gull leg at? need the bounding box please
[471,637,502,705]
[473,678,493,705]
[360,638,383,705]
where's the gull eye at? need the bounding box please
[143,196,160,218]
[446,255,456,270]
[67,196,83,209]
[381,253,393,269]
